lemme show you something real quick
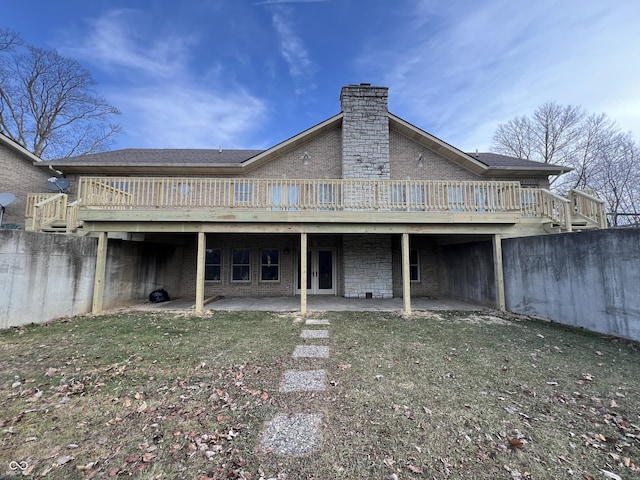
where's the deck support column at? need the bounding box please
[92,232,107,314]
[401,232,411,314]
[300,233,307,314]
[493,234,506,311]
[195,231,206,314]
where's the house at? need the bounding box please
[31,84,606,314]
[0,132,60,229]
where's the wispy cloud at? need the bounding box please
[269,7,316,94]
[360,0,640,150]
[63,9,193,77]
[59,9,266,149]
[111,85,265,148]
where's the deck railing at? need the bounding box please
[24,178,609,231]
[32,193,67,232]
[569,189,607,229]
[77,177,525,213]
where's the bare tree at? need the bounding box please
[0,29,121,159]
[492,102,640,226]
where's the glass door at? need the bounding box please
[296,248,335,294]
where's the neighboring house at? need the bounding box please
[0,133,59,229]
[32,84,606,314]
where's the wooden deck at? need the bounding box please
[25,177,607,234]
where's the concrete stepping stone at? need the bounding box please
[300,329,329,339]
[293,345,329,358]
[305,319,329,325]
[279,369,326,392]
[259,413,322,456]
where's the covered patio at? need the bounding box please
[132,295,485,313]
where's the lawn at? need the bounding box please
[0,310,638,479]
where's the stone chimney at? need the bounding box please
[340,84,390,179]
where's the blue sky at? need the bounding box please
[3,0,639,153]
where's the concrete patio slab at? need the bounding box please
[301,329,329,339]
[136,296,484,313]
[292,345,329,358]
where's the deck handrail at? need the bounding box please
[33,193,67,232]
[25,193,60,219]
[77,177,525,213]
[569,189,607,229]
[539,189,572,231]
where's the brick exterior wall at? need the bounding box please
[390,130,479,181]
[0,144,52,228]
[246,127,342,179]
[178,234,345,298]
[343,234,393,298]
[391,235,440,297]
[340,85,390,180]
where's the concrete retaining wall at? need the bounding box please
[503,229,640,342]
[438,240,496,307]
[0,230,181,328]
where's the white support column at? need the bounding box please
[401,232,411,314]
[92,232,107,314]
[493,234,506,311]
[300,233,308,314]
[195,231,206,314]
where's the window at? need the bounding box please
[447,185,464,212]
[271,185,299,211]
[318,183,335,209]
[391,185,406,210]
[408,185,425,211]
[261,249,279,282]
[232,248,251,282]
[234,183,253,203]
[410,249,420,282]
[205,248,221,281]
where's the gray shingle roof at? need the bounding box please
[470,152,568,172]
[46,148,263,166]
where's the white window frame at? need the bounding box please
[234,182,253,204]
[260,248,280,282]
[231,248,251,282]
[410,249,420,282]
[205,248,222,282]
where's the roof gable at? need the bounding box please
[0,133,44,165]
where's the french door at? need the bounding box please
[296,248,335,295]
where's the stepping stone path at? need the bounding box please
[258,318,330,456]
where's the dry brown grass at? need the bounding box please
[1,310,638,479]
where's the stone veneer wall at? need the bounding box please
[343,234,393,298]
[340,84,390,180]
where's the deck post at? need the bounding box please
[195,231,206,313]
[492,234,506,311]
[300,232,308,314]
[401,232,411,314]
[92,232,108,314]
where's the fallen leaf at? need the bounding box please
[137,401,148,413]
[581,473,595,480]
[600,470,622,480]
[338,364,351,370]
[142,453,155,463]
[56,455,74,466]
[407,464,423,473]
[508,438,524,449]
[594,433,607,442]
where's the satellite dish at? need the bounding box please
[47,177,70,192]
[0,192,16,207]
